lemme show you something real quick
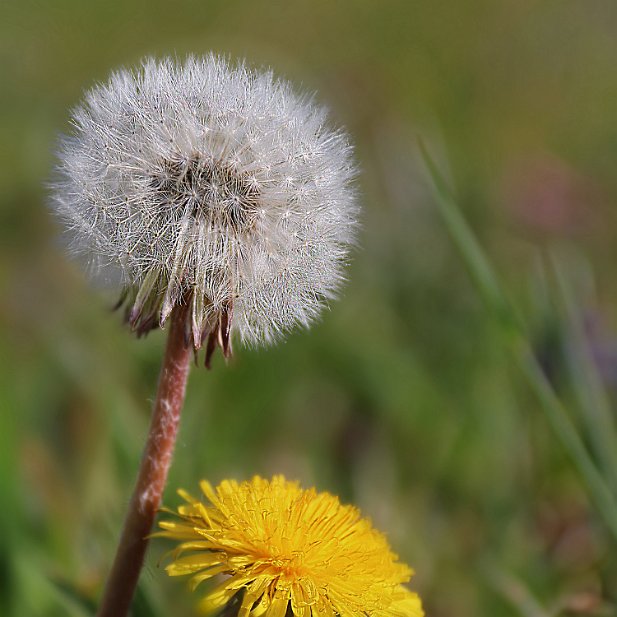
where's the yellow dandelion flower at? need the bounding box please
[157,475,423,617]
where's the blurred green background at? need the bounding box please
[2,0,617,615]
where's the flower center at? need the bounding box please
[152,154,260,233]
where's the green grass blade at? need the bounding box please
[482,559,551,617]
[417,138,517,335]
[551,255,617,491]
[518,343,617,540]
[419,139,617,542]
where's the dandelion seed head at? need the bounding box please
[157,476,423,617]
[51,56,358,356]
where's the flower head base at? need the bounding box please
[157,476,423,617]
[52,56,358,362]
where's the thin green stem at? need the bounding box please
[518,341,617,540]
[420,138,617,542]
[551,256,617,491]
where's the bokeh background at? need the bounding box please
[2,1,617,615]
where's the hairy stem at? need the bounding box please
[97,302,192,617]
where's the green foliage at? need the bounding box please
[421,140,617,542]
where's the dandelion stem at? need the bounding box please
[97,302,192,617]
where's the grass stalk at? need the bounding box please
[419,139,617,542]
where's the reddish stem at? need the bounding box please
[97,302,192,617]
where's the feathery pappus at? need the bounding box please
[51,55,358,364]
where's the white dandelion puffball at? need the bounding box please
[52,55,358,359]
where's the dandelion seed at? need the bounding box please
[157,475,423,617]
[51,55,358,362]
